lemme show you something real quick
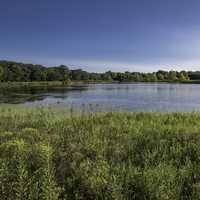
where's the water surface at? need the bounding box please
[1,83,200,112]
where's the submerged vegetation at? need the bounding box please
[1,107,200,199]
[2,60,200,84]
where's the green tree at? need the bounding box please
[102,72,113,81]
[169,70,177,81]
[0,66,4,81]
[179,73,186,81]
[156,72,165,81]
[179,71,189,81]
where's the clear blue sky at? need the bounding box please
[1,0,200,72]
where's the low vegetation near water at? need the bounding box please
[1,107,200,199]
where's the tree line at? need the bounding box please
[0,60,200,82]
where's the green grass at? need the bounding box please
[0,80,117,90]
[0,81,67,89]
[1,107,200,199]
[2,79,200,90]
[181,80,200,84]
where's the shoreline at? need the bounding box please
[1,80,200,89]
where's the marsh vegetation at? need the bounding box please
[1,107,200,199]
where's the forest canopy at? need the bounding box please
[0,60,199,82]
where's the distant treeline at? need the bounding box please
[0,60,200,82]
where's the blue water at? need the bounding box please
[1,83,200,112]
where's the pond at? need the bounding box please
[1,83,200,112]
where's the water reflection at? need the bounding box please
[1,83,200,112]
[0,85,88,104]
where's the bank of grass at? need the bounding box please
[0,81,72,89]
[0,80,117,90]
[1,79,200,90]
[1,107,200,199]
[181,80,200,84]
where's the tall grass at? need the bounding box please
[1,107,200,199]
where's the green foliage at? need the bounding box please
[1,108,200,199]
[0,61,70,82]
[156,71,165,80]
[169,70,177,81]
[3,60,200,83]
[40,144,61,200]
[0,65,4,81]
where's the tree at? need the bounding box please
[179,73,186,81]
[156,71,165,81]
[168,70,177,81]
[179,71,189,81]
[157,70,169,80]
[0,60,195,83]
[30,70,46,81]
[101,72,112,81]
[0,66,4,81]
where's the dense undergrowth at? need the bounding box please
[1,107,200,199]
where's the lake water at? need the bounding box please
[1,83,200,112]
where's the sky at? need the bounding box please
[1,0,200,72]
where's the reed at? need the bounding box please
[0,107,200,199]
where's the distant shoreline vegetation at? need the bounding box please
[1,60,200,84]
